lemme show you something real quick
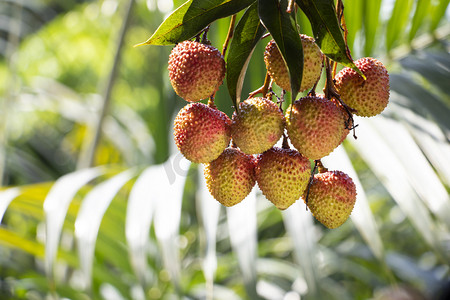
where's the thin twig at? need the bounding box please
[222,14,236,57]
[249,72,272,98]
[323,57,357,138]
[304,160,319,209]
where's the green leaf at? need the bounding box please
[258,0,303,105]
[408,0,431,41]
[135,0,256,46]
[295,0,359,73]
[385,0,414,51]
[362,0,381,56]
[226,2,266,108]
[342,0,363,53]
[430,0,450,32]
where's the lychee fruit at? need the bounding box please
[303,170,356,229]
[204,148,256,207]
[334,57,390,117]
[168,40,226,102]
[231,97,285,154]
[285,96,346,160]
[174,103,231,163]
[264,34,323,92]
[255,147,311,210]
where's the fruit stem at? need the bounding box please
[324,57,358,139]
[248,71,272,98]
[222,14,236,57]
[304,160,319,208]
[260,32,271,40]
[282,134,290,149]
[208,96,216,109]
[316,160,328,173]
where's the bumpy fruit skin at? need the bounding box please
[334,57,390,117]
[264,35,323,92]
[204,148,256,207]
[304,170,356,229]
[286,96,345,160]
[255,147,311,210]
[231,97,285,154]
[174,103,231,163]
[168,41,226,102]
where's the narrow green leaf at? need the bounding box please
[226,2,266,108]
[135,0,256,46]
[282,203,320,298]
[295,0,359,72]
[342,0,363,53]
[386,0,414,51]
[259,0,303,105]
[408,0,431,41]
[362,0,381,56]
[430,0,450,31]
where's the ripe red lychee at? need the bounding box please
[303,170,357,229]
[231,97,285,154]
[334,57,390,117]
[174,103,231,163]
[264,34,323,92]
[168,40,226,102]
[286,96,346,160]
[204,148,256,207]
[255,147,311,210]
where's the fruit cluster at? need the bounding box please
[169,35,389,229]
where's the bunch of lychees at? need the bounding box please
[168,31,389,229]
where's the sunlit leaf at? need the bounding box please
[227,190,258,298]
[125,165,161,285]
[198,164,221,289]
[322,146,385,260]
[385,0,414,51]
[349,118,445,256]
[282,201,320,298]
[369,114,450,229]
[43,167,104,280]
[0,188,20,223]
[74,169,137,289]
[153,154,190,287]
[409,0,431,41]
[430,0,450,31]
[362,0,381,56]
[135,0,256,46]
[227,2,266,108]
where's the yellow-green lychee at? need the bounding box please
[168,40,226,102]
[255,147,311,210]
[303,170,356,229]
[231,97,285,154]
[204,148,256,207]
[334,57,390,117]
[286,96,346,160]
[174,103,231,163]
[264,34,323,92]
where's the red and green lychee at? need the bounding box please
[168,40,226,102]
[173,103,231,163]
